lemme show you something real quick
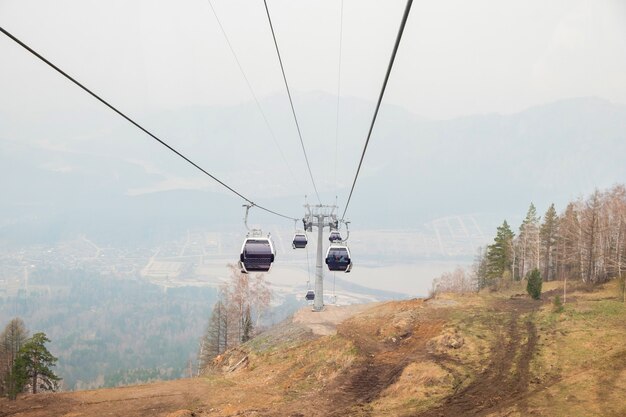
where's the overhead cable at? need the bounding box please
[0,25,299,221]
[262,0,322,205]
[334,0,344,194]
[341,0,413,221]
[206,0,302,191]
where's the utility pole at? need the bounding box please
[303,204,338,312]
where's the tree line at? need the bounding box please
[0,317,60,400]
[197,265,271,372]
[434,185,626,298]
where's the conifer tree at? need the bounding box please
[11,332,59,398]
[526,268,543,300]
[484,220,515,286]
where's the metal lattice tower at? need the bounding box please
[303,204,339,311]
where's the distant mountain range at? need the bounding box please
[1,94,625,243]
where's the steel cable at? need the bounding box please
[206,0,302,191]
[0,25,299,222]
[341,0,413,221]
[262,0,322,205]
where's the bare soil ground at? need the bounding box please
[0,378,213,417]
[274,298,444,417]
[2,281,625,417]
[292,303,378,336]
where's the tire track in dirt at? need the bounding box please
[322,357,411,417]
[270,301,445,417]
[249,298,541,417]
[412,299,539,417]
[321,299,540,417]
[318,311,445,417]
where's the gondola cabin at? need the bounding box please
[325,244,352,273]
[292,233,308,249]
[329,231,342,243]
[305,290,315,301]
[239,236,275,274]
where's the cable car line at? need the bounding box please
[341,0,413,221]
[0,25,298,222]
[262,0,322,205]
[334,0,344,195]
[206,0,302,191]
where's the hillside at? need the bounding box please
[1,281,625,417]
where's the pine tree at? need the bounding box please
[540,203,559,281]
[0,318,28,398]
[484,220,515,287]
[11,332,59,398]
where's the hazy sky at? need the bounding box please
[2,1,626,294]
[1,0,626,219]
[1,0,625,120]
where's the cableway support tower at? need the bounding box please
[303,203,338,311]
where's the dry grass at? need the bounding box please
[269,334,358,393]
[371,280,626,417]
[489,280,626,417]
[368,296,497,416]
[372,361,455,415]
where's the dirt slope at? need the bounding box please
[2,282,625,417]
[414,298,540,417]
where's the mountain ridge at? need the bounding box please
[1,95,625,241]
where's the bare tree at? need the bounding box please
[540,204,559,281]
[580,190,603,283]
[198,300,227,372]
[222,264,272,345]
[433,267,477,294]
[518,203,541,278]
[0,318,29,398]
[251,273,271,328]
[559,202,583,282]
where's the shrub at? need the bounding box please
[526,268,542,300]
[553,295,564,313]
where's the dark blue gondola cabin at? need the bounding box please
[292,233,308,249]
[329,231,342,243]
[325,244,352,273]
[239,237,275,273]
